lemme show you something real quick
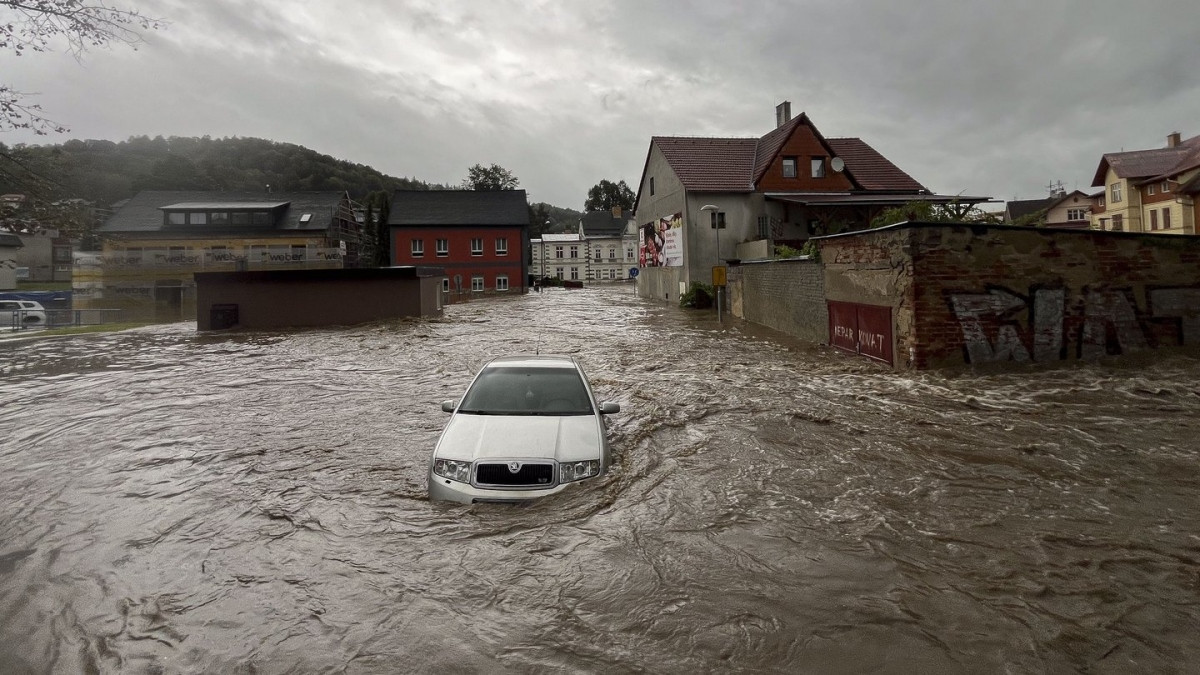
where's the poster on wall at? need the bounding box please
[639,213,683,267]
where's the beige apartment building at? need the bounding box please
[1091,132,1200,235]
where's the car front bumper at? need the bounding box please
[427,473,574,504]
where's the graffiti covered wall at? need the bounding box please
[818,223,1200,369]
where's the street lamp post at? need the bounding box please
[700,204,723,321]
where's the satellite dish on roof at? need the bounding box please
[830,157,845,173]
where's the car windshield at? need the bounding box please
[458,366,593,415]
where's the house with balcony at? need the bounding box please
[632,101,989,303]
[81,190,360,320]
[388,189,529,297]
[1091,131,1200,234]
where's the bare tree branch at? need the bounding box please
[1,1,165,133]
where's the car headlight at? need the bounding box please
[433,459,472,483]
[559,460,600,483]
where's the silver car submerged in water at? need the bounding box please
[428,355,620,504]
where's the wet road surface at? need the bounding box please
[2,285,1199,673]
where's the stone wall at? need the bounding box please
[729,257,828,344]
[818,222,1200,369]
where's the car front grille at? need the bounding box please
[475,462,555,487]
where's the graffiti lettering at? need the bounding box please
[949,285,1199,364]
[857,330,886,352]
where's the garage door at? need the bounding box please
[828,301,893,365]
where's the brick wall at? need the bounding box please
[818,222,1200,369]
[730,257,828,343]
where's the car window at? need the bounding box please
[0,302,17,310]
[458,366,593,415]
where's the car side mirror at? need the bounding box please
[441,400,458,413]
[599,402,620,415]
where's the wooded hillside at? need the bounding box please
[0,135,443,207]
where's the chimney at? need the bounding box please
[1167,132,1181,148]
[611,206,622,218]
[775,101,792,128]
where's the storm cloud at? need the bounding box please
[3,0,1197,209]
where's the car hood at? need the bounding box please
[434,414,602,463]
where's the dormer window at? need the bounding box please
[300,213,313,223]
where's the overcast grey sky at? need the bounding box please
[4,0,1199,210]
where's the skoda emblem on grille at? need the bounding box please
[507,462,521,473]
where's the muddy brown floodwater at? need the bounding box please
[1,285,1199,673]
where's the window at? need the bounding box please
[496,275,509,291]
[650,177,655,195]
[436,239,448,256]
[609,247,617,261]
[555,267,564,279]
[1098,196,1105,208]
[495,238,508,255]
[1163,208,1172,229]
[1112,214,1124,231]
[555,246,564,259]
[442,278,450,292]
[709,211,726,229]
[1162,181,1171,193]
[299,213,313,223]
[1111,182,1122,203]
[782,157,797,178]
[411,239,424,257]
[190,212,208,225]
[1150,209,1159,230]
[757,216,769,239]
[594,248,602,262]
[1067,208,1088,221]
[1148,183,1156,196]
[570,267,579,280]
[232,212,251,226]
[811,157,826,178]
[570,245,579,258]
[626,246,635,260]
[211,212,230,225]
[470,238,483,256]
[471,275,484,291]
[167,212,185,225]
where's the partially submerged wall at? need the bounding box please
[732,258,828,344]
[195,266,444,330]
[818,223,1200,369]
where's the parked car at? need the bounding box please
[429,355,620,504]
[0,300,46,328]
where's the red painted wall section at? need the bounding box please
[392,226,526,292]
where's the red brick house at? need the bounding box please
[388,189,529,297]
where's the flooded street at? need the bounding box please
[2,285,1199,673]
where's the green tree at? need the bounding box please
[373,194,391,267]
[584,179,634,213]
[1,0,165,134]
[462,163,519,191]
[870,200,996,229]
[528,202,551,238]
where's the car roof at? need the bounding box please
[483,355,579,369]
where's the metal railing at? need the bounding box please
[5,308,124,331]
